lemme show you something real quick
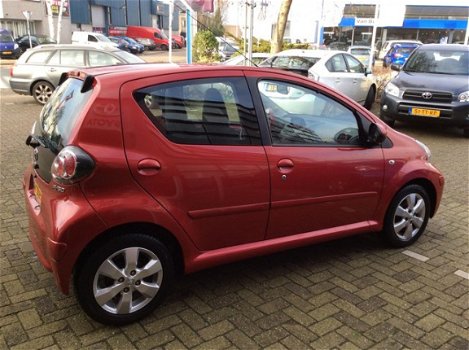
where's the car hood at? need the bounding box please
[393,71,469,93]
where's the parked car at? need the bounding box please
[171,33,185,48]
[347,46,374,67]
[328,41,349,51]
[0,28,21,59]
[377,40,422,60]
[15,34,57,52]
[222,52,271,66]
[380,44,469,137]
[126,26,169,50]
[218,41,239,61]
[9,44,144,104]
[135,37,156,51]
[383,43,420,68]
[23,64,443,325]
[118,36,144,54]
[108,36,129,52]
[71,31,118,49]
[260,49,376,109]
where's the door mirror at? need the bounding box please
[367,123,387,145]
[365,67,372,76]
[390,64,401,71]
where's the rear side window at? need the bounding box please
[40,78,92,149]
[134,77,261,146]
[88,51,121,66]
[326,54,347,72]
[27,50,53,64]
[344,54,365,73]
[61,50,85,66]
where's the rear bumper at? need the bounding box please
[9,78,31,95]
[23,165,107,294]
[381,92,469,128]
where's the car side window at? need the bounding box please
[47,50,60,65]
[88,51,121,66]
[26,50,53,64]
[325,54,347,72]
[258,80,360,146]
[61,50,85,66]
[88,35,98,42]
[344,54,365,73]
[134,77,261,146]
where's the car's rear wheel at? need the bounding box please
[74,234,174,325]
[160,44,168,51]
[364,86,376,110]
[383,184,430,247]
[32,81,54,105]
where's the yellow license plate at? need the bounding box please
[34,181,42,203]
[266,83,277,92]
[3,51,12,55]
[409,108,440,118]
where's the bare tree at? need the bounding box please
[271,0,292,53]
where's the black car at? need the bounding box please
[380,44,469,137]
[15,34,56,52]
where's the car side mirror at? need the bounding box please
[367,123,387,145]
[365,67,372,76]
[390,64,401,71]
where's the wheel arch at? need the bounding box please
[73,222,185,279]
[397,178,437,217]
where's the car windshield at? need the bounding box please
[0,33,13,42]
[351,48,370,55]
[113,50,145,63]
[404,49,469,75]
[126,37,138,44]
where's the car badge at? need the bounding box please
[32,148,39,168]
[422,92,432,100]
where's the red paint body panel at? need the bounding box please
[22,64,444,296]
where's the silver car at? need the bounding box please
[260,49,376,110]
[9,44,144,104]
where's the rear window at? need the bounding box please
[40,78,92,149]
[269,56,319,70]
[27,50,53,64]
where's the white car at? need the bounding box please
[223,53,271,66]
[260,49,376,109]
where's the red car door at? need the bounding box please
[120,71,270,251]
[249,74,385,239]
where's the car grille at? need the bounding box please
[403,90,453,103]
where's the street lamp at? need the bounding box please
[22,10,33,49]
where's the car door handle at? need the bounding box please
[335,78,340,83]
[277,159,294,173]
[49,68,56,72]
[137,159,161,175]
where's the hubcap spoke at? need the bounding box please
[406,194,416,209]
[99,258,125,280]
[403,223,414,240]
[394,219,407,232]
[413,216,424,228]
[396,206,411,219]
[136,259,162,280]
[413,199,425,214]
[95,284,124,306]
[125,247,139,272]
[116,290,132,314]
[135,282,160,298]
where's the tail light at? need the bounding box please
[9,66,14,77]
[51,146,95,185]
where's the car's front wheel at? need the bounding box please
[383,184,430,247]
[32,81,54,105]
[74,234,174,325]
[364,86,376,110]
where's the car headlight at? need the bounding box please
[415,139,431,161]
[458,91,469,102]
[14,43,19,49]
[384,82,400,98]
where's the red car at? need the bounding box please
[23,65,444,325]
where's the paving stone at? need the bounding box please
[415,314,445,332]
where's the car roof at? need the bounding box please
[416,43,469,51]
[274,49,343,58]
[29,43,121,52]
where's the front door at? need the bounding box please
[120,72,270,251]
[253,77,385,239]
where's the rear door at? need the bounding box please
[321,54,352,98]
[120,71,270,251]
[343,53,369,104]
[46,49,86,86]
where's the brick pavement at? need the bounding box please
[0,89,468,349]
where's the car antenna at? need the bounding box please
[172,2,258,67]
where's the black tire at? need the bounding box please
[364,86,376,110]
[160,44,168,51]
[32,81,54,105]
[383,184,430,248]
[74,234,174,325]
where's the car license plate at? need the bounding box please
[265,83,278,92]
[3,51,12,55]
[409,108,440,118]
[34,180,42,204]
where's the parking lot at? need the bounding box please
[0,72,468,349]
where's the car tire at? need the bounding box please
[74,233,174,325]
[383,184,430,248]
[160,44,168,51]
[364,86,376,110]
[32,81,54,105]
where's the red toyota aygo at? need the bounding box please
[23,64,444,325]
